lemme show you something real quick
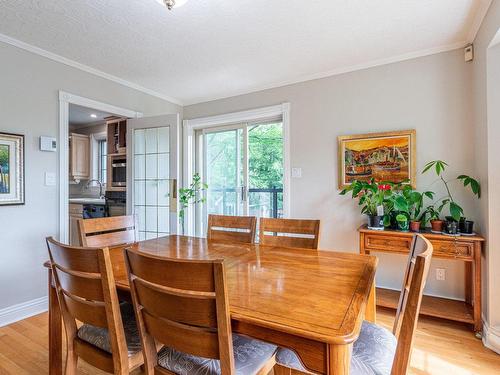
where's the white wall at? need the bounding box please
[0,41,181,312]
[471,0,500,350]
[185,49,477,299]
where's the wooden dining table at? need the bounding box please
[46,235,377,375]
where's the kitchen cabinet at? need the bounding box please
[69,133,90,180]
[69,203,83,246]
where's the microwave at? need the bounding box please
[110,156,126,187]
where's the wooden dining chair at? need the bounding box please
[275,234,433,375]
[78,215,135,247]
[207,214,257,244]
[259,218,320,249]
[46,237,143,375]
[124,248,278,375]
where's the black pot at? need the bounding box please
[367,215,384,229]
[444,219,459,234]
[461,220,474,234]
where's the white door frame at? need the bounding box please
[58,91,142,243]
[182,103,291,236]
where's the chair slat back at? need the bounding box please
[391,234,433,375]
[259,218,320,249]
[46,237,129,369]
[125,249,235,374]
[78,215,135,248]
[207,214,257,244]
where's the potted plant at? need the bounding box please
[179,173,208,234]
[422,160,480,234]
[389,185,434,232]
[424,205,444,232]
[396,213,409,231]
[340,179,392,230]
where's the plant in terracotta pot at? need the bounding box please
[424,205,444,232]
[422,160,480,233]
[340,179,392,230]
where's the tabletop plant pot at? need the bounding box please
[461,220,474,234]
[396,214,409,231]
[444,218,459,235]
[410,220,421,232]
[430,219,444,232]
[367,214,384,230]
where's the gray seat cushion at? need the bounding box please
[157,333,277,374]
[77,302,142,356]
[276,321,396,375]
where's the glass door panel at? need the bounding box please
[204,127,244,217]
[248,122,284,219]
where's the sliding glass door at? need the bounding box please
[201,120,283,232]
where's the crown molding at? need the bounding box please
[467,0,493,42]
[184,41,467,106]
[0,32,183,106]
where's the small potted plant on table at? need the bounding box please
[340,179,392,230]
[424,205,444,232]
[390,186,434,232]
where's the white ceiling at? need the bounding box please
[69,104,113,126]
[0,0,491,105]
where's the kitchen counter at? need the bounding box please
[69,197,106,205]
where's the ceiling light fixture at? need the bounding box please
[90,114,97,118]
[156,0,188,10]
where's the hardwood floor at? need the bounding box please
[0,307,498,374]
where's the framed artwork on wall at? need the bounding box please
[0,132,25,205]
[338,129,416,190]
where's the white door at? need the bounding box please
[127,114,180,239]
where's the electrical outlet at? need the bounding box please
[436,268,446,281]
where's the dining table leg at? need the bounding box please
[328,343,352,375]
[365,279,376,323]
[48,268,63,375]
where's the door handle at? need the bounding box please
[170,179,177,213]
[241,186,247,202]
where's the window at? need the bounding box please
[98,140,107,184]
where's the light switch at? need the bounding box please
[45,172,56,186]
[291,168,302,178]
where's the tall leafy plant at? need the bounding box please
[179,173,208,234]
[422,160,480,221]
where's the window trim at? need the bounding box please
[183,103,290,237]
[89,131,107,186]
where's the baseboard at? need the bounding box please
[0,296,48,327]
[483,319,500,354]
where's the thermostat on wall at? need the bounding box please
[40,136,57,152]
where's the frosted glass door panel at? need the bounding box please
[134,125,170,239]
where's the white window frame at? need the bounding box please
[183,103,291,237]
[89,132,107,186]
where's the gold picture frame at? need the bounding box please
[338,129,416,190]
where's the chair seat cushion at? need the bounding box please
[157,333,277,375]
[77,302,141,356]
[276,321,396,375]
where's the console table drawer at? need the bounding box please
[364,234,412,253]
[432,240,473,259]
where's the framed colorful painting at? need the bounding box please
[0,132,25,205]
[338,130,416,189]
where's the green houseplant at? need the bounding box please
[179,173,208,234]
[340,179,392,230]
[422,160,480,233]
[423,205,444,232]
[389,185,434,232]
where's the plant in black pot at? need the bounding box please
[389,185,434,232]
[340,179,392,230]
[422,160,480,234]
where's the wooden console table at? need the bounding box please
[359,225,484,336]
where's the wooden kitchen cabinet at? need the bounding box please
[69,203,83,246]
[69,133,90,180]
